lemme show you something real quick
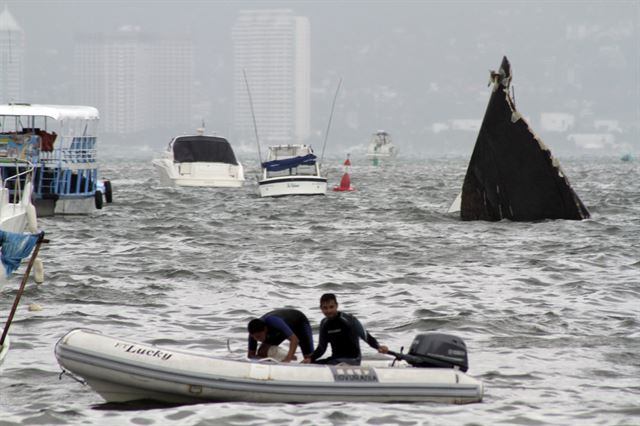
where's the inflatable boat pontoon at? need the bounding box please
[55,329,484,404]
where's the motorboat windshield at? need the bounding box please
[172,136,239,165]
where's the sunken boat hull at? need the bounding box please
[460,57,590,221]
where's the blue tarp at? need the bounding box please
[262,154,317,172]
[0,231,42,277]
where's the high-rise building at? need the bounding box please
[73,26,193,135]
[148,35,194,131]
[232,9,310,148]
[0,5,25,103]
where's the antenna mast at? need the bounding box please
[320,77,343,167]
[242,69,263,165]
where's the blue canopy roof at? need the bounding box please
[262,153,317,172]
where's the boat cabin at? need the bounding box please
[171,135,239,165]
[262,144,320,179]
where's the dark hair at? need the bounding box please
[320,293,337,305]
[248,318,266,334]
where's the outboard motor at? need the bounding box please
[391,332,469,372]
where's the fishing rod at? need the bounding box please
[319,77,343,169]
[242,68,263,168]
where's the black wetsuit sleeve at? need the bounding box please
[248,335,257,352]
[310,320,328,361]
[350,314,380,350]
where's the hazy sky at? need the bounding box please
[4,0,639,156]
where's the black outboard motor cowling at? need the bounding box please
[399,332,469,372]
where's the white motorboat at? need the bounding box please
[0,161,43,284]
[258,144,327,197]
[55,328,484,404]
[366,130,397,165]
[0,161,38,234]
[152,130,244,188]
[0,103,112,216]
[0,164,44,365]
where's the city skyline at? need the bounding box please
[0,1,638,158]
[73,27,194,134]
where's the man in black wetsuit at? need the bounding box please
[247,308,314,363]
[303,293,388,365]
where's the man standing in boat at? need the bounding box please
[304,293,388,365]
[247,308,314,363]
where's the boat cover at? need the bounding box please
[0,231,42,276]
[55,329,484,404]
[173,136,238,165]
[262,154,317,172]
[0,104,99,121]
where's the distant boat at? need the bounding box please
[258,144,327,197]
[367,130,398,166]
[620,154,633,162]
[0,103,112,217]
[152,129,245,187]
[242,71,337,197]
[366,130,397,165]
[456,57,589,221]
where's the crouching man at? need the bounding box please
[247,308,314,363]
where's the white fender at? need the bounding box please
[266,345,290,362]
[34,258,44,284]
[26,203,38,233]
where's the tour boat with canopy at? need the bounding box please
[0,103,112,216]
[56,328,484,404]
[258,144,327,197]
[152,129,244,187]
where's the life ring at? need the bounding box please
[94,190,103,210]
[104,180,113,203]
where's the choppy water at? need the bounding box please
[1,156,639,425]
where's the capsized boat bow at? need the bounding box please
[459,56,590,221]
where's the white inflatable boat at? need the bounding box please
[55,329,484,404]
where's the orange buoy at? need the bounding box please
[333,154,355,192]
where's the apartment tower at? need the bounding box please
[0,5,25,103]
[73,26,193,135]
[232,9,310,148]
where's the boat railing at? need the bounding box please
[0,132,98,198]
[1,160,34,207]
[39,136,98,166]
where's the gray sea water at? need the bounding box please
[1,156,639,425]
